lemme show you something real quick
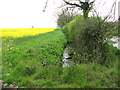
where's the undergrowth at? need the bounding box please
[2,29,119,88]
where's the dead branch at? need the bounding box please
[63,0,81,7]
[43,0,49,12]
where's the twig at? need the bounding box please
[43,0,49,12]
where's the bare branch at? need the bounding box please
[113,0,116,20]
[103,0,116,22]
[43,0,49,12]
[90,0,95,5]
[63,0,81,7]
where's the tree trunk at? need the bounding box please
[82,1,89,19]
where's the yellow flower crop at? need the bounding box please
[1,28,56,38]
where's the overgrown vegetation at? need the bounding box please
[2,28,119,88]
[1,0,119,88]
[2,29,67,87]
[57,8,78,28]
[63,15,119,67]
[62,14,119,88]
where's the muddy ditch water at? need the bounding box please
[62,46,75,68]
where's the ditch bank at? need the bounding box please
[62,36,120,68]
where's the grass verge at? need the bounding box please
[2,29,119,88]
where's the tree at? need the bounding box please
[63,0,95,18]
[43,0,95,18]
[56,8,78,28]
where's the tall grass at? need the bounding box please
[2,29,119,88]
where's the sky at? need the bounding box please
[0,0,120,28]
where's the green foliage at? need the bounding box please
[2,29,67,87]
[2,29,119,88]
[57,8,78,28]
[105,45,119,68]
[2,29,67,68]
[63,14,83,42]
[3,61,118,88]
[63,15,118,66]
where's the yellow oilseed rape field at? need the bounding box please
[1,28,56,38]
